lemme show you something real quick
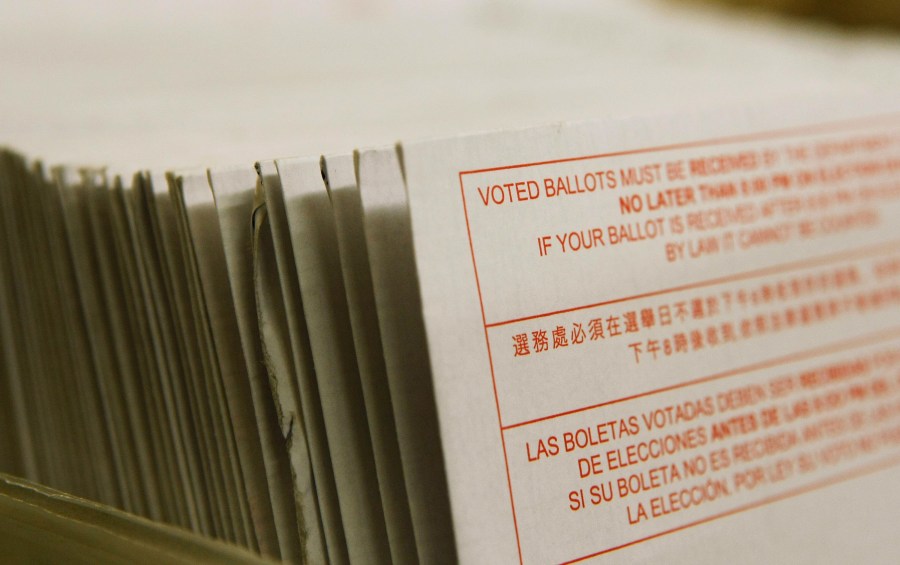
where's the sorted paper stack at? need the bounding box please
[3,2,900,564]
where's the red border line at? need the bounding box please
[560,454,900,564]
[459,173,524,563]
[485,240,900,328]
[458,111,900,177]
[503,325,900,431]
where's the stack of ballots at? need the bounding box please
[3,1,900,563]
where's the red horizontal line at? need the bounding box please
[560,453,900,564]
[458,111,900,177]
[502,325,900,431]
[485,240,900,329]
